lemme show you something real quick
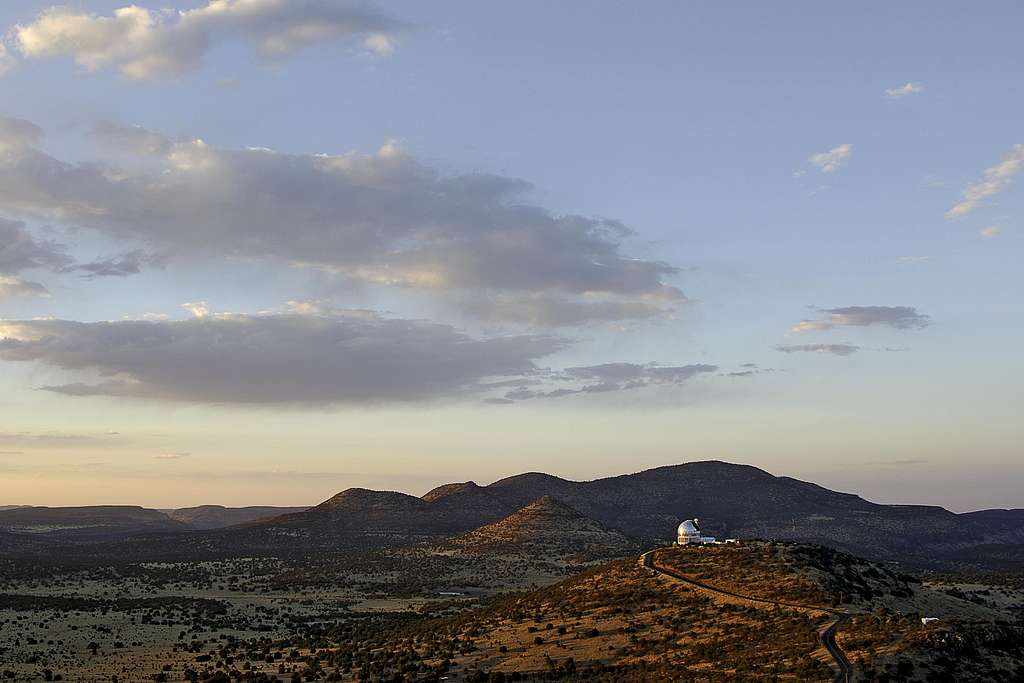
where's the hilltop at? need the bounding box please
[208,541,1024,682]
[385,497,642,593]
[440,496,640,563]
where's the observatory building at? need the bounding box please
[676,518,717,545]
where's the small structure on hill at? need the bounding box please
[676,518,717,545]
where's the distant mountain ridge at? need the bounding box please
[0,504,310,542]
[0,505,189,542]
[3,461,1022,570]
[237,460,1024,569]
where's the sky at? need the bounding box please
[0,1,1021,512]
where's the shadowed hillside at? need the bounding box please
[161,505,309,530]
[0,505,189,542]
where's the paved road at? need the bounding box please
[819,614,853,683]
[639,549,853,683]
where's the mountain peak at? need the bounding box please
[317,487,426,511]
[421,481,481,502]
[488,472,572,488]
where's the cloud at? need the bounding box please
[809,144,852,173]
[865,458,929,466]
[154,452,190,460]
[897,255,930,264]
[181,301,211,318]
[2,212,150,290]
[979,225,1002,238]
[0,217,70,274]
[498,362,718,401]
[776,343,860,356]
[946,144,1024,219]
[0,117,43,151]
[11,0,407,80]
[0,119,683,324]
[64,250,163,278]
[0,431,121,448]
[0,275,49,298]
[884,82,924,99]
[0,310,566,404]
[792,306,930,332]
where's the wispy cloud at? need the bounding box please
[810,144,852,173]
[0,431,122,448]
[793,306,930,332]
[154,452,190,460]
[979,225,1002,238]
[0,275,49,298]
[496,363,718,402]
[776,343,860,357]
[884,82,924,99]
[946,144,1024,219]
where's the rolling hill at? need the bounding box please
[161,505,308,530]
[437,495,640,563]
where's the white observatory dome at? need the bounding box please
[677,519,699,536]
[677,518,704,544]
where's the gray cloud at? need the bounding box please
[11,0,407,80]
[0,276,49,298]
[793,306,930,332]
[0,119,684,324]
[0,117,43,149]
[0,215,66,296]
[2,213,153,291]
[64,250,163,279]
[498,362,718,401]
[776,343,860,356]
[0,311,566,404]
[0,216,69,274]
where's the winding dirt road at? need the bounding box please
[639,549,853,683]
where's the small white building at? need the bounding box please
[676,518,716,545]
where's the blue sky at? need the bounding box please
[0,1,1020,510]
